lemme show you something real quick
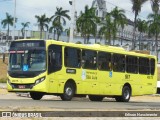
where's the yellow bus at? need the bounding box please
[7,39,157,102]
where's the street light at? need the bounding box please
[69,0,75,43]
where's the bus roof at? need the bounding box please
[12,39,156,58]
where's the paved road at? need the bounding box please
[0,91,160,111]
[1,90,160,119]
[1,83,160,111]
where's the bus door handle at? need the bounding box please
[93,84,96,85]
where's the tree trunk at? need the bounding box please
[109,30,111,45]
[40,28,42,39]
[155,32,158,58]
[7,24,9,42]
[22,30,24,38]
[57,34,59,41]
[132,13,137,50]
[113,39,115,46]
[84,35,87,44]
[53,29,56,40]
[121,29,124,45]
[95,34,97,44]
[87,35,90,44]
[139,32,142,50]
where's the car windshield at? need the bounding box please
[9,50,46,72]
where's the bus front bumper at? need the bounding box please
[7,81,47,93]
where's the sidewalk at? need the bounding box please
[0,83,6,89]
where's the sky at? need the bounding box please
[0,0,154,31]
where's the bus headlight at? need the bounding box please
[35,76,46,85]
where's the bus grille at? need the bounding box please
[11,83,34,89]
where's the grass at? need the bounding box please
[0,58,8,83]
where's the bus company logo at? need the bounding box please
[2,112,12,117]
[82,70,86,80]
[109,71,112,78]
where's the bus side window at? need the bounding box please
[98,52,111,71]
[64,47,81,68]
[82,50,97,69]
[113,54,125,72]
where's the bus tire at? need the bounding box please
[88,95,104,101]
[60,82,75,101]
[115,86,131,102]
[30,92,43,100]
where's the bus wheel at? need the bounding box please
[115,86,131,102]
[88,95,104,101]
[30,92,43,100]
[60,82,75,101]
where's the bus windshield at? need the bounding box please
[9,49,46,72]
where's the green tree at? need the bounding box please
[49,20,63,41]
[151,0,160,14]
[131,0,148,49]
[35,14,50,39]
[49,20,58,40]
[136,18,148,50]
[76,6,100,44]
[1,12,15,41]
[51,7,70,40]
[110,7,127,45]
[150,0,160,57]
[99,13,114,45]
[21,22,30,38]
[148,13,160,57]
[64,28,70,42]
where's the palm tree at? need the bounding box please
[21,22,30,38]
[35,14,50,39]
[76,5,100,44]
[119,18,127,45]
[150,0,160,14]
[99,13,114,45]
[110,7,127,45]
[150,0,160,57]
[49,20,63,40]
[1,12,15,41]
[148,13,160,57]
[49,20,57,40]
[64,28,70,42]
[136,18,148,50]
[131,0,148,49]
[51,7,70,40]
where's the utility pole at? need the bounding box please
[69,0,75,43]
[13,0,16,41]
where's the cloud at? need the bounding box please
[11,0,92,30]
[0,0,154,31]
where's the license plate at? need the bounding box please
[18,85,25,89]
